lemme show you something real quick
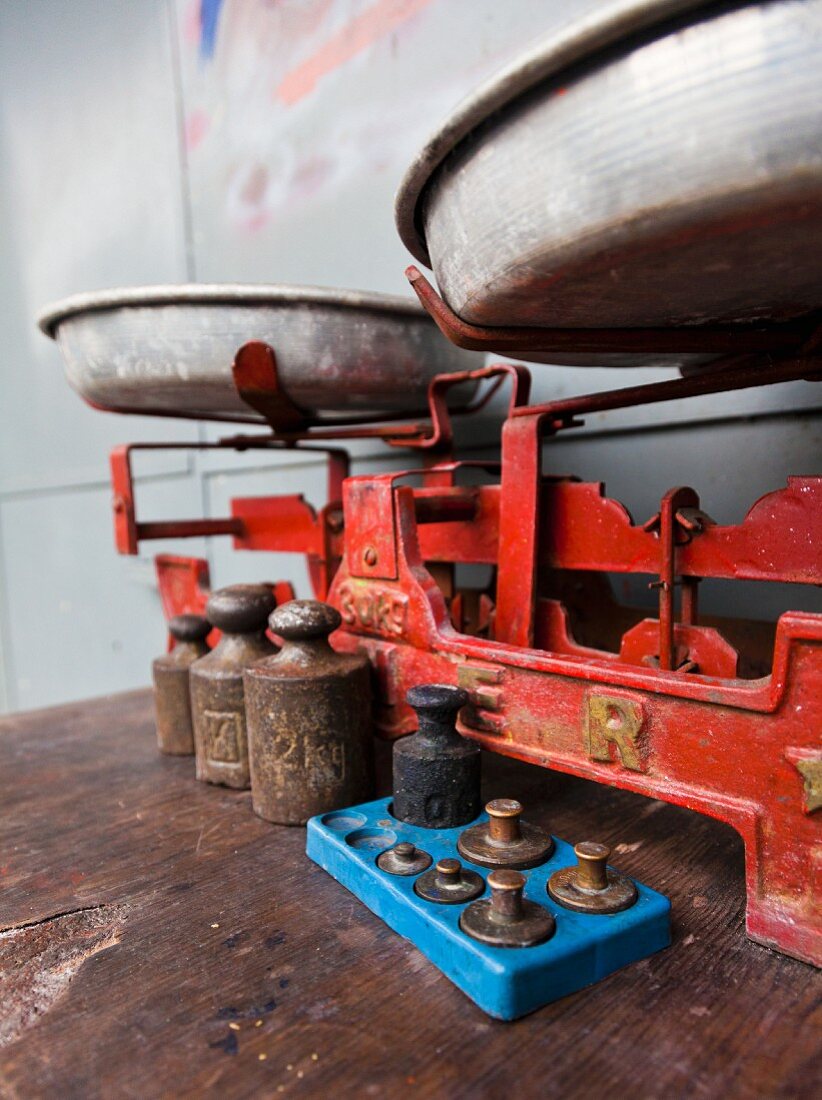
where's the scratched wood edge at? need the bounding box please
[0,690,819,1099]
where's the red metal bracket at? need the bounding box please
[495,363,821,648]
[232,342,312,431]
[154,553,296,646]
[387,363,531,451]
[109,439,349,564]
[646,486,702,672]
[155,553,212,623]
[110,444,245,556]
[406,264,822,358]
[515,356,822,431]
[229,341,532,453]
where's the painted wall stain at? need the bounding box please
[183,0,201,46]
[185,109,211,151]
[228,162,273,232]
[291,154,334,199]
[275,0,434,106]
[199,0,225,60]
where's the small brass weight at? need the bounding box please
[548,842,638,914]
[245,600,374,825]
[460,869,555,948]
[458,799,554,870]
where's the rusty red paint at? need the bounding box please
[325,476,822,967]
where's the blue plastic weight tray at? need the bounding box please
[306,798,670,1020]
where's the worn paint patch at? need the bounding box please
[0,904,127,1047]
[185,109,211,151]
[183,0,201,45]
[199,0,225,60]
[275,0,433,106]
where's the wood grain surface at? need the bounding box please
[1,690,819,1099]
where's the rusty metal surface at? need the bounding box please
[151,614,210,756]
[548,842,639,914]
[414,857,485,904]
[459,869,556,948]
[376,841,432,877]
[397,0,822,363]
[392,684,481,829]
[37,283,480,422]
[244,600,373,825]
[190,585,276,789]
[458,799,555,871]
[406,266,822,362]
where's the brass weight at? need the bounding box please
[245,600,374,825]
[547,842,638,914]
[457,799,554,870]
[460,869,556,947]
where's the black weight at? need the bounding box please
[392,684,481,829]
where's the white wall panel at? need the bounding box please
[0,0,197,496]
[0,479,209,712]
[0,0,818,712]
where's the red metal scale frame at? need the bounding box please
[108,288,822,968]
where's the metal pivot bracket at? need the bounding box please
[406,264,822,358]
[495,356,821,649]
[230,340,531,452]
[109,439,349,559]
[110,443,245,555]
[386,362,531,451]
[231,341,312,430]
[643,487,705,672]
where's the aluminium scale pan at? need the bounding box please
[38,284,481,424]
[395,0,822,367]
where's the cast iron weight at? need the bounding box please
[377,842,432,876]
[392,683,481,829]
[548,841,638,914]
[460,869,555,947]
[190,584,277,789]
[414,857,484,904]
[152,614,210,756]
[457,798,554,870]
[245,600,374,825]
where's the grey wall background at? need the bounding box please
[0,0,818,714]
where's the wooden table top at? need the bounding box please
[1,690,819,1098]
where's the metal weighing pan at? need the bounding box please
[38,284,480,423]
[396,0,822,366]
